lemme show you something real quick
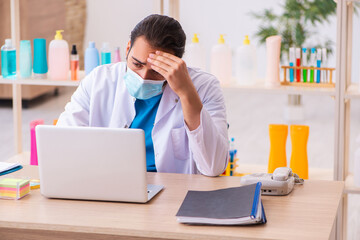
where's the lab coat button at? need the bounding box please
[124,124,128,128]
[175,98,179,103]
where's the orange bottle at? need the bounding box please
[70,44,79,81]
[290,125,309,179]
[268,124,288,173]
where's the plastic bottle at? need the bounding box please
[70,45,79,81]
[113,47,121,63]
[235,35,257,85]
[30,119,44,166]
[210,34,232,85]
[19,40,32,78]
[268,124,288,173]
[84,41,100,75]
[48,30,70,80]
[265,35,282,86]
[290,125,309,179]
[33,38,48,79]
[1,39,16,79]
[354,135,360,187]
[101,42,111,65]
[184,34,206,70]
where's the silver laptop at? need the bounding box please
[35,125,163,203]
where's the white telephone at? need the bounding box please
[240,167,304,196]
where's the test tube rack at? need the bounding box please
[281,65,336,88]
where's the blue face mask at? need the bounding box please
[124,67,165,100]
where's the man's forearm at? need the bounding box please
[179,88,203,131]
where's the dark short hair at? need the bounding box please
[130,14,186,58]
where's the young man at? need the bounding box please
[57,14,229,176]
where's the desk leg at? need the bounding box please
[335,194,348,240]
[342,194,348,240]
[12,83,22,153]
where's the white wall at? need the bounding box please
[84,0,154,61]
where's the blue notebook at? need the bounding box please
[0,162,23,176]
[176,182,266,225]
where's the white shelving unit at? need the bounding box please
[221,82,336,96]
[0,0,354,239]
[0,76,82,87]
[336,1,360,239]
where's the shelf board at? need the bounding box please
[345,84,360,99]
[0,74,336,96]
[221,82,336,96]
[345,174,360,194]
[0,71,85,87]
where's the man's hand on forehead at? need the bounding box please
[147,50,193,98]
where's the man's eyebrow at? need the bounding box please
[132,56,146,65]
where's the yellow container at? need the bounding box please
[268,124,288,173]
[290,125,309,179]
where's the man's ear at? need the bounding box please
[125,40,131,59]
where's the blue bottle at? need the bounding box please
[20,40,32,78]
[101,42,111,65]
[84,41,100,75]
[1,39,16,79]
[33,38,48,79]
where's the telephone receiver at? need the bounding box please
[272,167,304,184]
[240,167,304,196]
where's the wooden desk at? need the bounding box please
[0,166,344,240]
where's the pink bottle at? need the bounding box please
[113,47,121,63]
[48,30,70,80]
[30,119,44,166]
[265,35,282,86]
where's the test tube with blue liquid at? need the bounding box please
[316,48,322,83]
[289,48,295,82]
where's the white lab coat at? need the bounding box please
[57,62,229,176]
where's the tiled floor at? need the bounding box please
[0,86,359,238]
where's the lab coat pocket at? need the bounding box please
[171,127,189,160]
